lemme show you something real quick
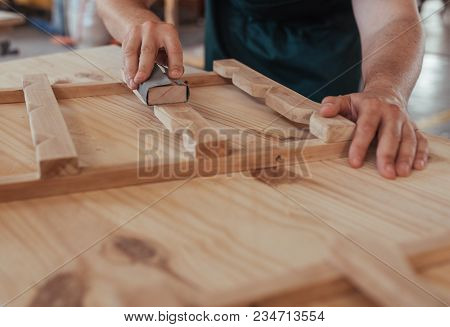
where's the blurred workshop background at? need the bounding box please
[0,0,449,137]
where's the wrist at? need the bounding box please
[124,12,161,32]
[363,81,407,109]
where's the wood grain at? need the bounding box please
[22,74,79,178]
[147,83,189,106]
[213,59,356,143]
[265,86,320,124]
[309,111,356,143]
[330,235,445,306]
[154,103,229,157]
[1,47,450,307]
[0,73,225,105]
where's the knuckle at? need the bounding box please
[358,122,376,134]
[161,22,176,32]
[142,21,155,30]
[362,97,381,109]
[321,96,335,104]
[140,45,155,54]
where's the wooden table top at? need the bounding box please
[0,46,449,306]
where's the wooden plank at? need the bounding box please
[401,231,450,271]
[182,72,229,88]
[0,138,350,203]
[22,74,79,178]
[329,235,445,306]
[154,103,229,157]
[0,73,227,105]
[213,59,356,143]
[309,111,356,143]
[265,86,320,124]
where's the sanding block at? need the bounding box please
[137,64,189,106]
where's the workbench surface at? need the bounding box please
[0,46,449,306]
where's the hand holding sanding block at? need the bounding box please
[137,64,189,105]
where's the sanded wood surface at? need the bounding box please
[22,74,79,178]
[0,46,449,307]
[154,103,229,156]
[147,83,188,106]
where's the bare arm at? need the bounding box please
[354,0,424,103]
[320,0,427,179]
[96,0,184,89]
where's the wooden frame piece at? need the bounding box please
[154,103,229,157]
[22,74,79,178]
[0,73,229,105]
[202,233,450,307]
[329,235,445,306]
[0,70,352,202]
[213,59,356,143]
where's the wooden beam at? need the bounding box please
[329,235,445,306]
[213,59,356,143]
[23,74,79,178]
[0,139,350,203]
[0,73,228,105]
[154,103,229,157]
[265,86,320,124]
[309,111,356,143]
[182,72,230,88]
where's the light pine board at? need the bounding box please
[1,137,450,306]
[0,46,449,306]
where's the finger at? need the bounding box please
[320,95,352,118]
[123,27,141,89]
[134,28,157,84]
[161,26,184,79]
[413,129,429,170]
[376,115,403,179]
[395,123,417,177]
[348,109,381,168]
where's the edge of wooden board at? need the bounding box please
[0,72,230,105]
[0,139,349,203]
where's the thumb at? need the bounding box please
[320,95,351,118]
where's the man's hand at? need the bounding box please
[320,89,428,179]
[122,20,183,89]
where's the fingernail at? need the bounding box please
[350,156,362,167]
[416,159,425,170]
[170,68,181,78]
[130,80,138,90]
[385,164,396,178]
[399,162,411,176]
[321,103,333,110]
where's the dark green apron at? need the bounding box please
[204,0,361,102]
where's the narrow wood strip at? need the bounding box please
[309,111,356,143]
[401,232,450,272]
[329,234,445,306]
[0,139,350,203]
[182,72,230,87]
[0,73,227,105]
[23,74,79,178]
[213,59,356,143]
[52,81,130,100]
[154,103,229,157]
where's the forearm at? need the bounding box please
[96,0,160,42]
[360,18,424,106]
